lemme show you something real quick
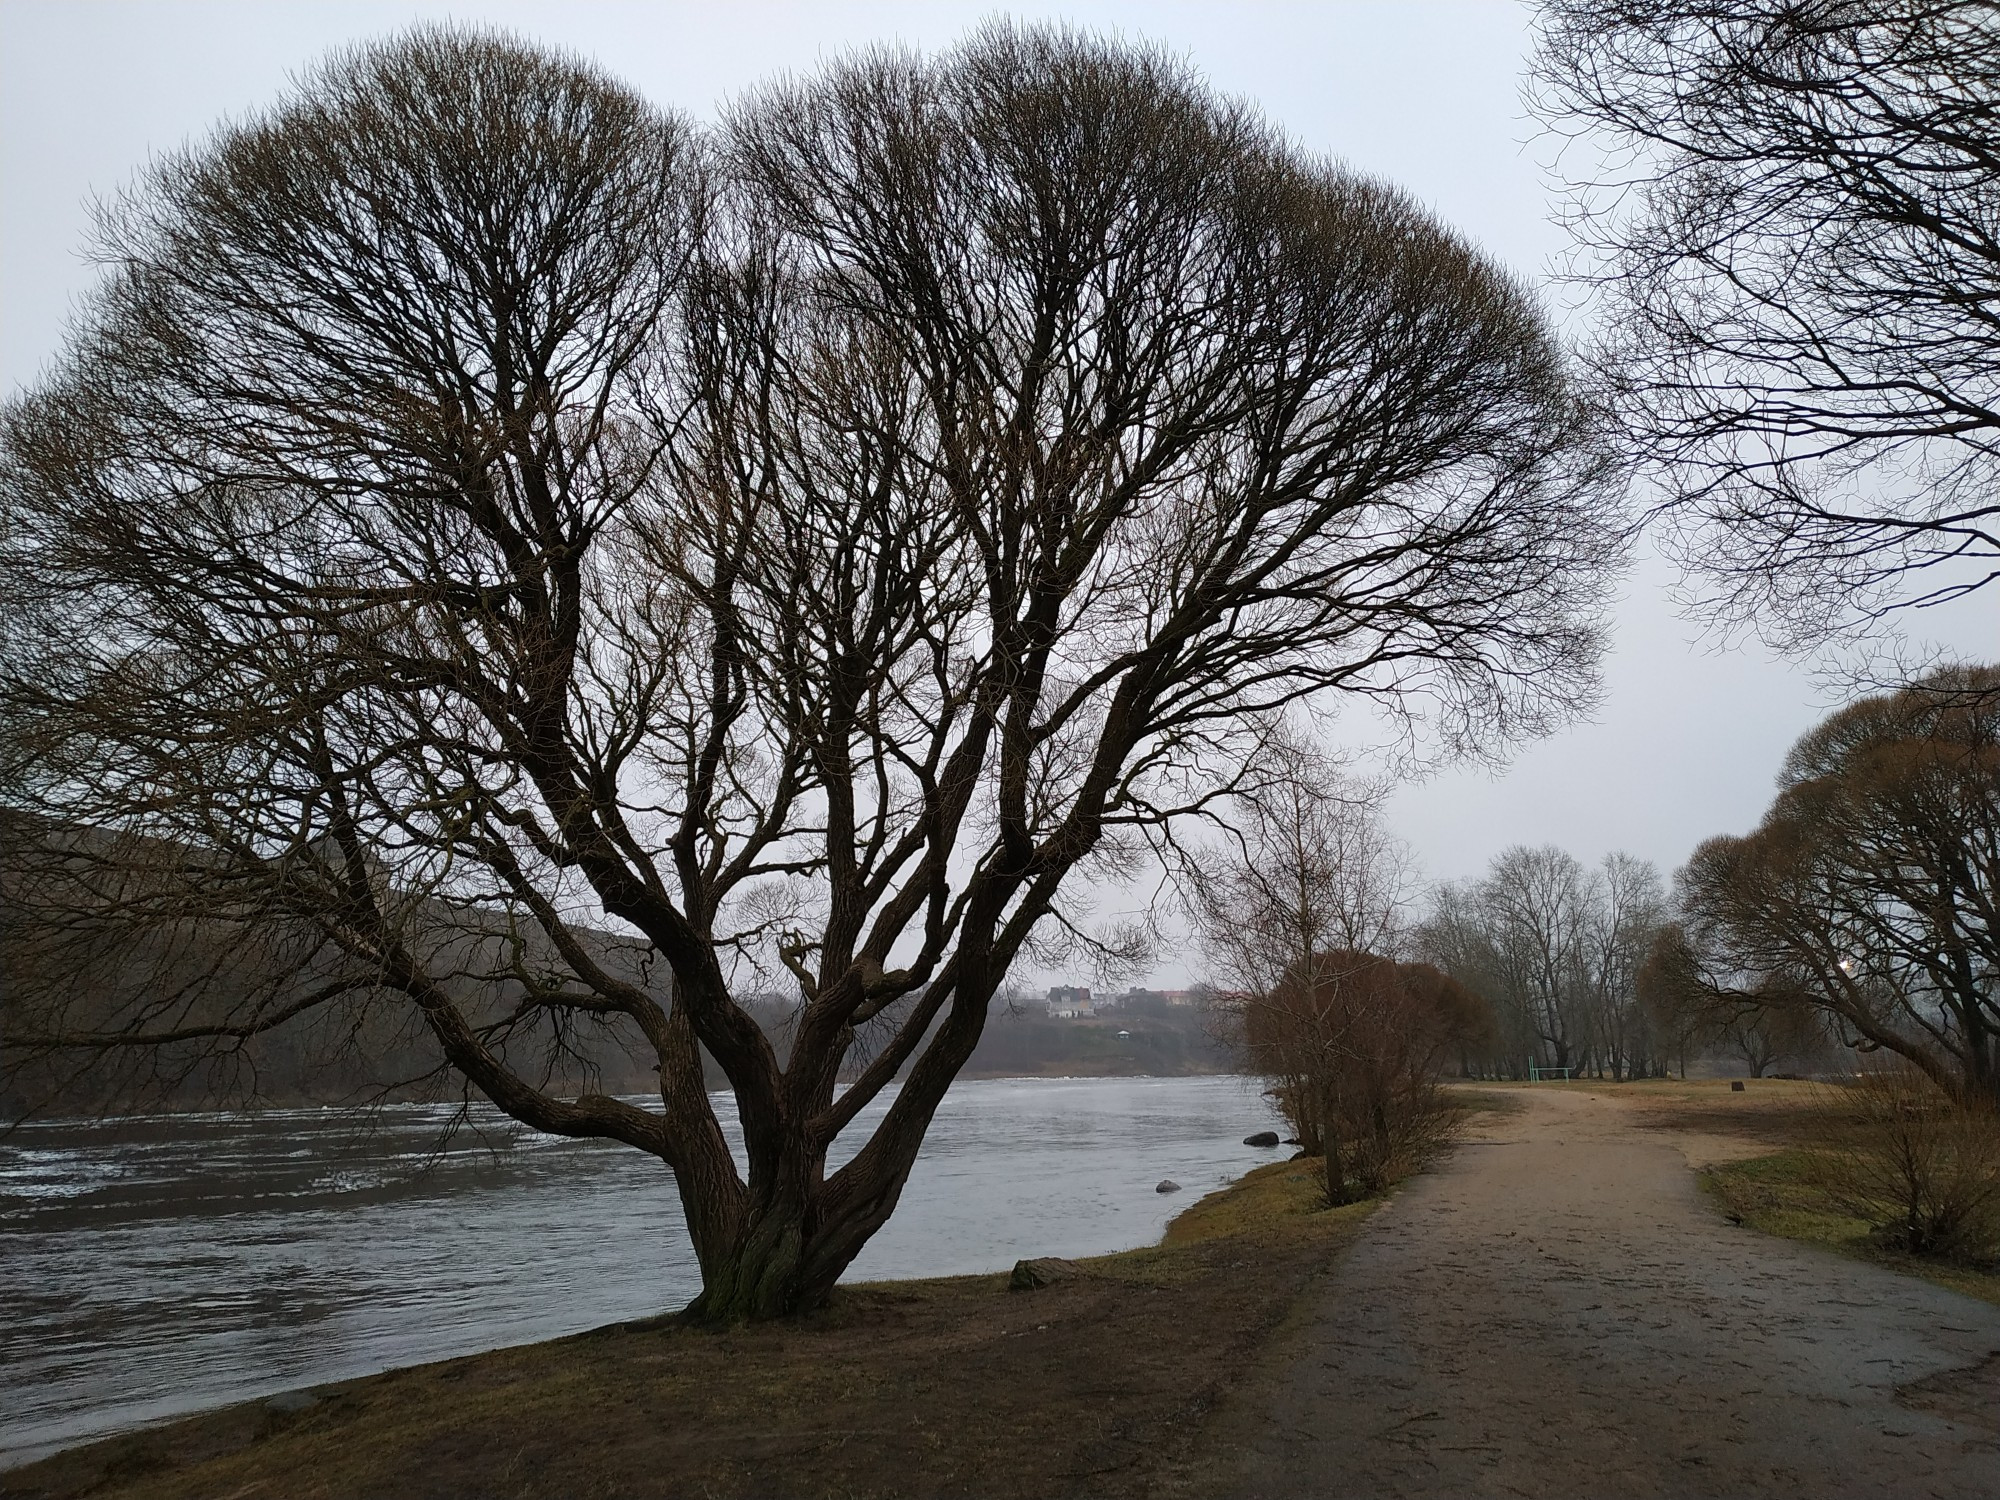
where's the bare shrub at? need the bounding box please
[1244,950,1477,1205]
[1810,1064,2000,1263]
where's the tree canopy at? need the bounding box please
[1532,0,2000,647]
[1658,665,2000,1099]
[0,24,1625,1319]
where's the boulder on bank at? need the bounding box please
[1243,1131,1281,1148]
[1009,1257,1081,1291]
[1156,1179,1182,1194]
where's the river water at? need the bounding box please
[0,1074,1279,1466]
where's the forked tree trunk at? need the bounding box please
[678,1172,907,1324]
[682,1196,813,1324]
[675,986,994,1323]
[665,1105,922,1323]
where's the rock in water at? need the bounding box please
[1243,1131,1281,1148]
[1010,1257,1080,1291]
[1156,1179,1182,1194]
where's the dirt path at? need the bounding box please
[1195,1087,2000,1499]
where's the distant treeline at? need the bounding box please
[3,991,1234,1118]
[960,1000,1233,1079]
[1414,845,1831,1084]
[0,818,1234,1116]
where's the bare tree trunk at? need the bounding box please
[1319,1077,1349,1206]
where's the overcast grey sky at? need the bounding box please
[3,1,1990,920]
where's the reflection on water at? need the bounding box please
[0,1074,1277,1465]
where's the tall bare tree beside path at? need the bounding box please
[1532,0,2000,648]
[1653,665,2000,1101]
[0,25,1624,1320]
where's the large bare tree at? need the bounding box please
[1532,1,2000,648]
[0,25,1623,1319]
[1658,665,2000,1100]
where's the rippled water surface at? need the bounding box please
[0,1074,1278,1465]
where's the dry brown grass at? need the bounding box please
[1629,1071,2000,1308]
[1,1162,1376,1500]
[1803,1067,2000,1260]
[1702,1149,2000,1308]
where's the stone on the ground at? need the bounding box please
[264,1391,319,1415]
[1244,1131,1282,1148]
[1009,1256,1080,1291]
[1156,1179,1182,1194]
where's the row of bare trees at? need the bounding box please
[1181,734,1842,1155]
[1201,662,1999,1102]
[1416,848,1678,1081]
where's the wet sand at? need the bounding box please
[1196,1087,2000,1499]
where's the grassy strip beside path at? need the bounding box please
[1702,1150,2000,1309]
[1530,1072,2000,1309]
[3,1162,1373,1500]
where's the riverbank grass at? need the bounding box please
[1702,1149,2000,1309]
[1,1158,1372,1500]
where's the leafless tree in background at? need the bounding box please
[1656,665,2000,1100]
[1418,847,1670,1079]
[1186,742,1400,1199]
[1531,0,2000,649]
[1638,929,1826,1077]
[1481,846,1595,1074]
[1187,737,1416,998]
[1188,751,1486,1202]
[0,25,1623,1319]
[1579,852,1669,1081]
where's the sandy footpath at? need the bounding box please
[1190,1087,2000,1499]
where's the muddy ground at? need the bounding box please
[1188,1084,2000,1499]
[8,1082,1997,1499]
